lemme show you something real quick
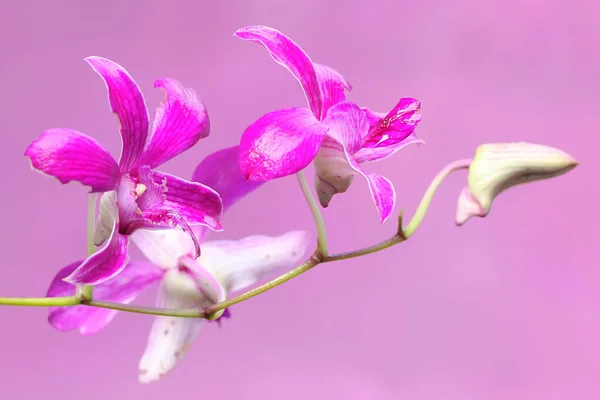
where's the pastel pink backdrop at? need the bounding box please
[0,1,597,399]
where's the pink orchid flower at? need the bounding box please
[45,146,310,383]
[236,26,422,222]
[25,57,223,285]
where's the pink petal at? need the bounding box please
[455,186,487,226]
[47,261,164,335]
[64,222,130,285]
[138,267,224,383]
[25,128,120,192]
[153,171,223,232]
[85,56,150,172]
[200,231,310,293]
[353,134,424,163]
[235,26,324,118]
[314,63,352,117]
[192,145,263,212]
[131,229,195,269]
[240,108,328,181]
[356,98,423,162]
[322,102,368,154]
[136,78,210,169]
[360,172,396,224]
[313,102,369,206]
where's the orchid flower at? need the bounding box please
[456,143,578,225]
[25,57,223,285]
[45,146,310,383]
[236,26,422,222]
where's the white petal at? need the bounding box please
[138,267,224,383]
[130,229,196,269]
[199,231,311,293]
[93,191,118,246]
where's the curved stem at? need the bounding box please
[296,170,328,257]
[403,158,471,238]
[0,159,471,319]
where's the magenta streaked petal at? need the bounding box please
[153,171,223,231]
[64,222,130,285]
[47,261,164,335]
[85,56,150,172]
[25,129,120,192]
[362,98,422,148]
[322,102,368,154]
[235,26,323,118]
[200,231,310,293]
[192,145,263,213]
[353,133,424,163]
[314,64,352,117]
[138,267,224,384]
[136,78,210,169]
[240,108,328,181]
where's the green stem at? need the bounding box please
[402,158,471,238]
[84,300,204,318]
[296,170,328,257]
[0,296,80,307]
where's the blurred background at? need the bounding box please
[1,0,598,398]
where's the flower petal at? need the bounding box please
[360,172,396,224]
[131,229,195,269]
[192,145,263,213]
[199,231,310,293]
[85,56,150,172]
[47,261,164,335]
[455,186,486,226]
[64,222,130,285]
[313,102,369,206]
[235,26,323,118]
[314,63,352,117]
[136,78,210,169]
[153,171,223,231]
[240,108,328,181]
[139,267,224,384]
[25,128,120,192]
[352,99,423,163]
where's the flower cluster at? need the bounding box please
[19,26,578,383]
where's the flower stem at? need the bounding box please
[296,170,328,257]
[0,296,80,307]
[0,159,471,319]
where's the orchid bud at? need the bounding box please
[456,142,578,226]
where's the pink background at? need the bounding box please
[1,0,598,399]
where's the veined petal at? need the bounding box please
[131,229,195,269]
[360,98,422,151]
[314,63,352,117]
[47,261,164,335]
[64,222,130,285]
[25,128,120,192]
[240,108,328,181]
[199,231,310,293]
[353,133,424,163]
[235,26,323,118]
[85,56,150,172]
[322,102,368,154]
[136,78,210,169]
[360,172,396,224]
[192,145,263,213]
[94,191,118,246]
[153,171,223,231]
[139,267,224,384]
[314,102,369,207]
